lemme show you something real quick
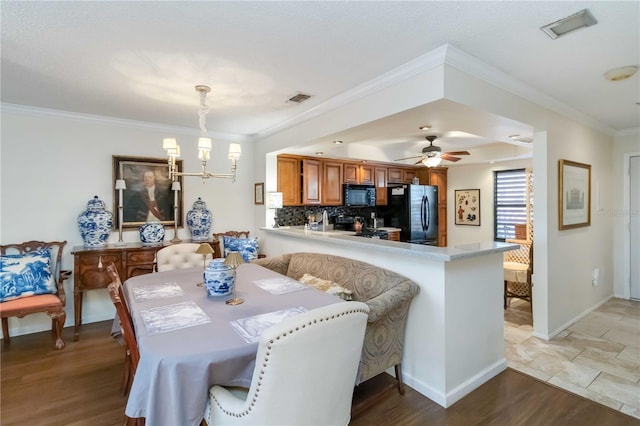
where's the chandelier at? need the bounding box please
[163,85,241,182]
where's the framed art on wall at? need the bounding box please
[455,189,480,226]
[558,159,591,230]
[254,182,264,205]
[113,155,183,228]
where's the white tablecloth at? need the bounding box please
[124,263,341,426]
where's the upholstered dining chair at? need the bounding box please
[155,243,208,272]
[504,242,534,311]
[203,301,370,426]
[106,263,139,397]
[1,240,70,349]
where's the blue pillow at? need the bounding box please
[0,249,57,302]
[223,236,259,262]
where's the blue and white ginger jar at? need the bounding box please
[77,196,113,248]
[186,197,212,241]
[139,222,165,245]
[204,259,234,296]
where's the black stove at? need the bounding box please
[355,229,388,240]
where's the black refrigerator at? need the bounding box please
[387,184,438,245]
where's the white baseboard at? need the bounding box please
[401,358,508,408]
[535,295,614,341]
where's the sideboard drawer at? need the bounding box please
[127,250,157,263]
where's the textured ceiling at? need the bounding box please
[1,1,638,163]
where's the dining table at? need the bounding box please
[122,263,342,426]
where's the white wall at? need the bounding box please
[447,159,532,246]
[612,130,640,297]
[1,108,255,337]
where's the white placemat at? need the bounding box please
[230,307,307,343]
[132,283,184,302]
[140,301,211,336]
[252,277,307,295]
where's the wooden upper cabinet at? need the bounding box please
[374,167,388,205]
[343,163,374,185]
[387,167,404,183]
[403,169,417,183]
[322,161,343,205]
[277,156,301,206]
[302,159,321,205]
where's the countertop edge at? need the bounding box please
[260,227,518,262]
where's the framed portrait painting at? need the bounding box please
[558,159,591,230]
[112,156,184,228]
[455,189,480,226]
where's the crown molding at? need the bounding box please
[254,45,449,141]
[443,45,615,136]
[0,102,251,142]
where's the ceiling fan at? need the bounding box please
[394,135,470,166]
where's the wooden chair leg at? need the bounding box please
[1,317,10,345]
[50,310,66,350]
[394,363,405,395]
[504,280,508,309]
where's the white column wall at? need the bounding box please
[0,109,255,336]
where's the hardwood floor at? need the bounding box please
[2,321,638,426]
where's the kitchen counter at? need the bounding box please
[259,225,518,409]
[263,226,516,262]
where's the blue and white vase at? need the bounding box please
[77,196,113,248]
[203,259,234,296]
[139,221,165,245]
[187,197,212,241]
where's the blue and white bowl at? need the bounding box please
[204,259,234,296]
[139,222,165,245]
[77,196,113,248]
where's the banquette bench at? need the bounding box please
[252,252,419,393]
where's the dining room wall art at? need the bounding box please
[113,155,184,228]
[558,159,591,230]
[455,189,480,226]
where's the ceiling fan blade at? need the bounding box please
[394,155,423,161]
[413,159,424,165]
[443,151,470,156]
[440,154,461,162]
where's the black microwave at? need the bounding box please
[343,184,376,207]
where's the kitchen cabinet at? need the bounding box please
[403,169,417,183]
[387,167,404,183]
[343,163,374,185]
[302,159,321,205]
[428,168,448,246]
[322,161,343,205]
[386,230,400,241]
[374,167,388,205]
[277,156,301,206]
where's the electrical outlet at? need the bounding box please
[592,268,600,286]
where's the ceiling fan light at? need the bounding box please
[422,156,442,168]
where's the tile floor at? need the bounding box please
[504,297,640,419]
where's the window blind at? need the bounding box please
[494,169,528,241]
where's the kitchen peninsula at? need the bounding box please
[260,226,518,408]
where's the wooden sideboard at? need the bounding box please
[72,240,223,340]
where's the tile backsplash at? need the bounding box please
[275,205,390,227]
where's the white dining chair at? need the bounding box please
[155,243,206,272]
[203,301,369,426]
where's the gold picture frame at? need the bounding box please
[113,155,184,228]
[558,159,591,230]
[254,182,264,205]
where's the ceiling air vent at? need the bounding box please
[540,9,597,40]
[288,92,312,103]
